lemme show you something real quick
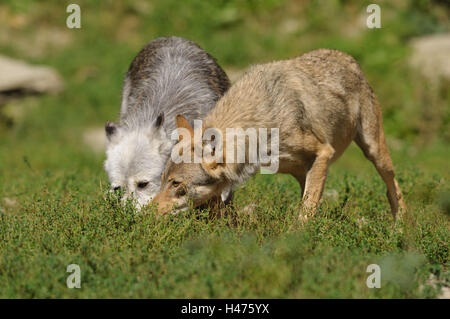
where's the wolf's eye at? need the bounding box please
[171,180,181,187]
[137,181,149,189]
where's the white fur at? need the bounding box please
[104,126,172,209]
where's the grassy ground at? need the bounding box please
[0,0,448,298]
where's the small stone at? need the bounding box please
[3,197,17,208]
[0,55,63,94]
[83,127,106,153]
[409,33,450,82]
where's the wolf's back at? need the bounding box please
[119,37,230,133]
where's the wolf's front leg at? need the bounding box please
[300,144,335,221]
[220,184,233,206]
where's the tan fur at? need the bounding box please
[153,49,407,220]
[175,115,194,139]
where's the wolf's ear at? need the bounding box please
[154,113,164,129]
[105,122,120,143]
[175,115,194,142]
[202,142,226,174]
[201,160,225,178]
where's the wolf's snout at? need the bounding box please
[151,193,175,215]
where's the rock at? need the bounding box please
[409,33,450,82]
[342,13,368,39]
[279,19,303,35]
[2,197,17,208]
[0,55,63,95]
[83,127,106,153]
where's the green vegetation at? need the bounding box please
[0,0,448,298]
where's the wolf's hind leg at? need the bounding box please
[300,144,335,221]
[354,95,406,220]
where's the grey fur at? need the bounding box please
[120,36,229,130]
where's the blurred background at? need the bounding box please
[0,0,448,203]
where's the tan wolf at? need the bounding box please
[152,49,407,221]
